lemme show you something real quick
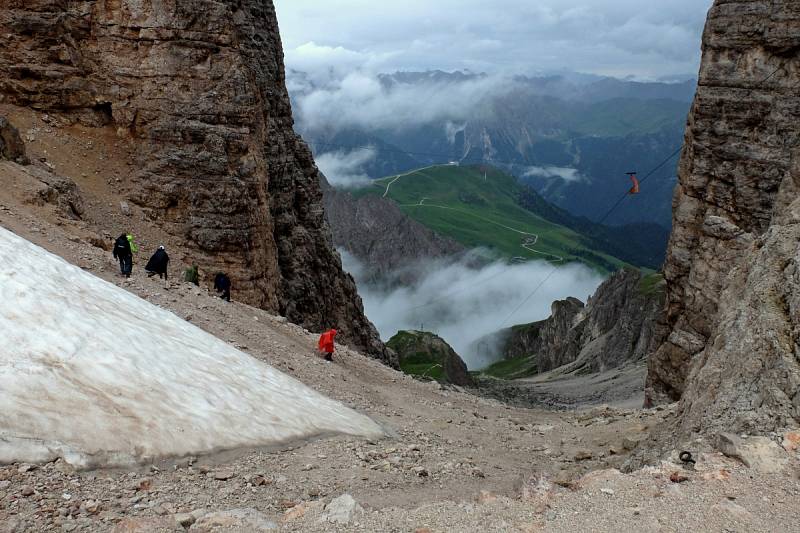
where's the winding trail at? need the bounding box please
[401,196,565,264]
[381,165,439,197]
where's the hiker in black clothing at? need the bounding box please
[214,273,231,302]
[112,234,133,278]
[145,245,170,280]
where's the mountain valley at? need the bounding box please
[1,0,800,531]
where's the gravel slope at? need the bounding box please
[0,105,798,532]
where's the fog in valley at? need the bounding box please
[341,250,604,369]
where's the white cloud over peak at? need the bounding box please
[295,70,511,132]
[316,147,377,189]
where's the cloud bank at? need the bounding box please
[280,0,712,136]
[295,71,509,132]
[275,0,713,79]
[524,166,585,183]
[316,148,377,188]
[340,251,604,369]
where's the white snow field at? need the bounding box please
[0,226,384,469]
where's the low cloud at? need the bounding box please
[523,166,585,183]
[340,250,604,369]
[316,148,377,189]
[295,71,511,132]
[286,42,397,89]
[444,121,467,144]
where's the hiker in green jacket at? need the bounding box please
[113,233,133,277]
[126,234,139,254]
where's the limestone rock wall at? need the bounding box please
[0,1,389,360]
[496,269,664,375]
[501,297,586,373]
[645,0,800,434]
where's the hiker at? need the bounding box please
[318,328,338,362]
[126,233,138,254]
[112,233,133,278]
[145,245,170,280]
[184,264,199,286]
[214,272,231,302]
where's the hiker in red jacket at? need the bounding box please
[318,329,338,362]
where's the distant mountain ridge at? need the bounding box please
[378,70,696,104]
[290,69,694,231]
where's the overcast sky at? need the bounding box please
[274,0,714,79]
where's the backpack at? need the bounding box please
[114,235,131,257]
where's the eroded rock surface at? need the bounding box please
[0,116,27,164]
[488,269,664,375]
[0,1,388,360]
[716,433,790,473]
[645,0,800,436]
[322,176,464,285]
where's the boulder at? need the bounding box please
[622,436,642,451]
[0,117,28,164]
[24,170,85,220]
[211,468,236,481]
[716,433,789,473]
[321,494,363,525]
[189,509,277,532]
[782,430,800,453]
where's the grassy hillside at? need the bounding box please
[480,354,538,380]
[387,330,472,386]
[387,330,447,381]
[354,165,628,273]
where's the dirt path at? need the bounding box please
[478,364,647,410]
[400,194,565,264]
[380,165,439,197]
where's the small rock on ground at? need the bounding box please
[321,494,363,525]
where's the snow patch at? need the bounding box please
[0,226,384,469]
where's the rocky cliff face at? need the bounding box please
[0,1,390,360]
[492,269,664,375]
[645,0,800,435]
[501,297,586,373]
[322,179,464,285]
